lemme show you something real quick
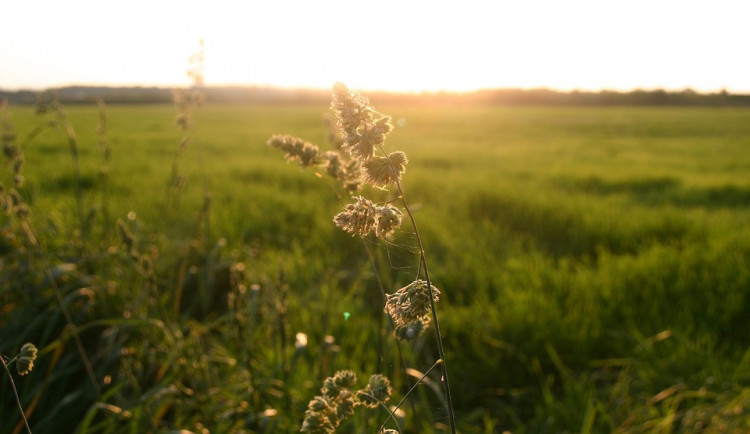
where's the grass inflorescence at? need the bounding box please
[269,83,457,432]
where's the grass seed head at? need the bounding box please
[331,83,372,149]
[385,280,440,328]
[335,394,356,420]
[375,204,403,238]
[322,150,362,192]
[333,196,402,238]
[307,396,329,413]
[362,151,408,187]
[333,196,379,237]
[331,83,393,161]
[332,369,357,389]
[393,316,430,340]
[302,369,376,433]
[267,134,320,167]
[357,374,392,408]
[300,410,335,433]
[17,343,38,375]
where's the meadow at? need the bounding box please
[2,97,750,433]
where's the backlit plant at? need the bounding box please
[269,83,456,433]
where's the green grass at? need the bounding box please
[2,101,750,433]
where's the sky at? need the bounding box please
[2,0,749,93]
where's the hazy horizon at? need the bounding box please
[2,82,747,96]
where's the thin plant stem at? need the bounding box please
[378,358,444,433]
[53,103,85,233]
[45,268,103,399]
[380,144,457,433]
[362,239,421,430]
[96,99,112,230]
[1,354,33,434]
[396,186,456,433]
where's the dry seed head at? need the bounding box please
[300,410,335,433]
[307,396,329,413]
[335,396,356,420]
[359,116,393,155]
[363,151,408,187]
[323,151,342,179]
[331,82,372,146]
[357,374,392,408]
[385,280,440,328]
[333,196,379,237]
[332,370,357,389]
[17,342,38,375]
[333,196,402,238]
[368,374,392,402]
[349,114,393,161]
[267,134,320,167]
[393,316,431,340]
[374,204,403,238]
[321,377,341,399]
[302,369,394,433]
[322,150,362,192]
[331,83,393,161]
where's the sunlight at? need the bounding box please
[1,0,749,92]
[189,0,750,93]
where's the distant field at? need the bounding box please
[2,102,750,432]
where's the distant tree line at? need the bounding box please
[1,85,748,106]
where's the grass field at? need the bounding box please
[2,99,750,433]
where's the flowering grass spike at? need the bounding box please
[331,83,394,160]
[362,152,408,187]
[385,280,441,330]
[17,343,38,376]
[333,196,402,238]
[268,134,321,167]
[301,370,392,433]
[270,83,456,432]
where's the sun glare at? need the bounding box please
[2,0,749,92]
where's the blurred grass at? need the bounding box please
[2,102,750,432]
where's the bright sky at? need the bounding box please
[2,0,749,93]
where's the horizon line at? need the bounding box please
[2,82,748,96]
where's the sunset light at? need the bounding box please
[3,0,750,432]
[2,0,750,93]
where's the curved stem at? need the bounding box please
[54,104,84,233]
[362,239,421,430]
[378,358,443,433]
[1,355,33,434]
[377,141,456,432]
[394,180,456,433]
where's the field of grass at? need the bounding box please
[2,98,750,433]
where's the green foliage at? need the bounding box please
[1,101,750,432]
